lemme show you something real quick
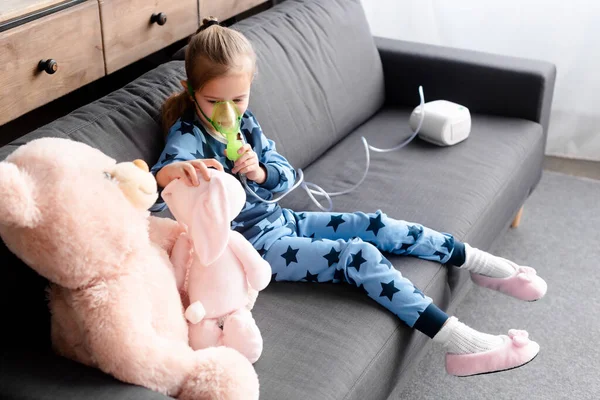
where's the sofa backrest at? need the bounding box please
[230,0,385,169]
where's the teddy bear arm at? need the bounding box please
[48,285,95,367]
[170,232,192,291]
[81,304,198,396]
[148,216,186,254]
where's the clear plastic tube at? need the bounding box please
[241,86,426,212]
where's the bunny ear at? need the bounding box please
[190,176,230,265]
[0,162,40,228]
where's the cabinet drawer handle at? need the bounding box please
[151,12,167,26]
[38,59,58,74]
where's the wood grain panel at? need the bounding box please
[0,1,105,126]
[100,0,198,74]
[200,0,267,22]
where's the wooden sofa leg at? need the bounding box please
[511,206,524,228]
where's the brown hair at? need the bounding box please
[161,17,256,133]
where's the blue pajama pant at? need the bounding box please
[247,209,465,338]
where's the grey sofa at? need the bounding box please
[0,0,555,399]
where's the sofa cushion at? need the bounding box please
[279,107,544,246]
[249,107,545,400]
[176,0,385,170]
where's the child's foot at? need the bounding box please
[434,317,540,376]
[462,244,547,301]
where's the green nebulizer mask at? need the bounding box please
[196,97,244,162]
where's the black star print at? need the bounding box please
[407,225,422,241]
[366,214,386,236]
[281,246,299,266]
[259,226,275,238]
[192,150,203,159]
[243,226,262,240]
[304,271,319,282]
[413,287,426,299]
[201,141,215,158]
[380,257,393,269]
[380,280,400,301]
[271,273,278,282]
[257,246,267,258]
[267,210,283,223]
[163,152,178,163]
[180,120,195,136]
[323,247,341,267]
[434,251,446,261]
[309,233,324,243]
[442,237,453,252]
[348,250,367,272]
[297,213,306,221]
[400,242,412,252]
[333,268,346,282]
[326,215,346,232]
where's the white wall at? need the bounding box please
[361,0,600,161]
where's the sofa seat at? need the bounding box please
[249,106,545,400]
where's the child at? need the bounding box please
[151,18,547,376]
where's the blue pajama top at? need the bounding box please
[150,108,296,239]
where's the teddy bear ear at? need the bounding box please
[0,161,40,228]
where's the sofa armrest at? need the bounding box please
[375,37,557,138]
[0,349,171,400]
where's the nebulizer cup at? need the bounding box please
[202,100,244,162]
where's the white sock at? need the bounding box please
[433,317,505,354]
[462,244,516,278]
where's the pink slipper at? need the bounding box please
[470,259,547,301]
[446,330,540,376]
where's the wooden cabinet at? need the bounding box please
[0,1,105,126]
[200,0,268,22]
[0,0,271,125]
[99,0,198,74]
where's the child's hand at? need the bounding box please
[228,144,266,184]
[156,159,223,188]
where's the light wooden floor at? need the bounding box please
[544,155,600,181]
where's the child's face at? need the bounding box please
[194,66,253,131]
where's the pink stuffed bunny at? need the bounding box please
[0,138,259,399]
[163,169,272,363]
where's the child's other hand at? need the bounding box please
[156,159,223,187]
[228,144,266,184]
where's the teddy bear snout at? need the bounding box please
[133,159,149,173]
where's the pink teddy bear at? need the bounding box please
[0,138,259,399]
[163,169,272,363]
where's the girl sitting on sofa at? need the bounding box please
[151,18,547,376]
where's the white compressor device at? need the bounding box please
[409,100,471,146]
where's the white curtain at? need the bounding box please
[361,0,600,161]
